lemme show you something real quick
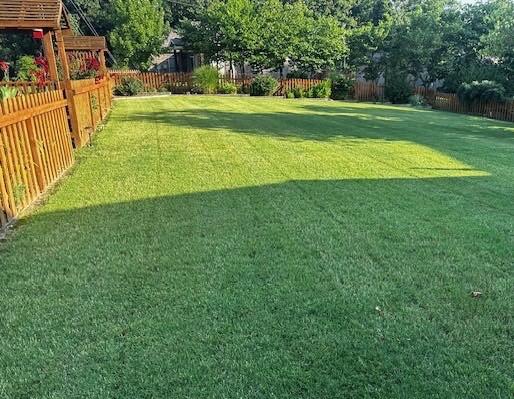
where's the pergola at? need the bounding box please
[0,0,108,83]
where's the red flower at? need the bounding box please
[85,57,100,71]
[35,56,49,73]
[0,60,10,72]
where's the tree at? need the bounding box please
[249,0,297,73]
[289,10,347,74]
[208,0,258,74]
[108,0,166,70]
[481,0,514,92]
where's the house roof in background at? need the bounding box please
[163,31,185,49]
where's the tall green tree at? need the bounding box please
[209,0,258,73]
[481,0,514,92]
[289,8,347,73]
[249,0,298,73]
[109,0,167,69]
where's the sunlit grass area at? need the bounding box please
[1,96,513,398]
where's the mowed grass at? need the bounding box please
[1,96,513,398]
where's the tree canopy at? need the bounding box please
[1,0,513,95]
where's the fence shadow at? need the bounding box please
[1,176,512,396]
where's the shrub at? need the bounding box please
[192,65,220,94]
[169,85,191,94]
[408,94,426,107]
[250,75,278,96]
[217,82,238,94]
[292,87,305,98]
[238,84,251,95]
[115,76,144,96]
[385,74,412,104]
[0,86,18,100]
[285,90,295,99]
[311,80,332,98]
[16,55,38,81]
[330,75,354,100]
[457,80,506,105]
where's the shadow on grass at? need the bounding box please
[116,100,514,144]
[1,177,512,397]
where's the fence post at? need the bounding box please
[55,29,82,148]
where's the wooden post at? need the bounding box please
[42,31,59,87]
[55,28,82,147]
[98,50,107,77]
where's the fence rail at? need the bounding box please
[0,89,74,227]
[0,80,59,94]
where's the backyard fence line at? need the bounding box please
[0,77,114,229]
[0,89,74,228]
[109,71,323,96]
[353,81,385,102]
[353,82,514,123]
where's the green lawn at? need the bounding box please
[1,96,513,398]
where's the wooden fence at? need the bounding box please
[274,79,323,96]
[0,89,74,227]
[69,77,113,147]
[110,72,194,92]
[353,81,384,102]
[110,71,322,96]
[0,77,113,229]
[431,92,514,123]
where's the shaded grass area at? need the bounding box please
[1,97,513,398]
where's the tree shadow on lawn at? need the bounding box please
[116,100,514,174]
[1,177,512,398]
[117,100,514,144]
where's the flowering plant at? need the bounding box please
[0,60,10,81]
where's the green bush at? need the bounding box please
[16,55,38,81]
[311,80,332,98]
[166,84,191,94]
[238,84,251,95]
[285,90,295,99]
[292,87,305,98]
[457,80,506,105]
[385,74,412,104]
[250,75,278,96]
[192,65,220,94]
[217,82,238,94]
[0,86,18,100]
[115,77,144,96]
[408,94,426,107]
[330,75,354,100]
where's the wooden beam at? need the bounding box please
[98,50,107,76]
[42,31,60,86]
[63,36,107,51]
